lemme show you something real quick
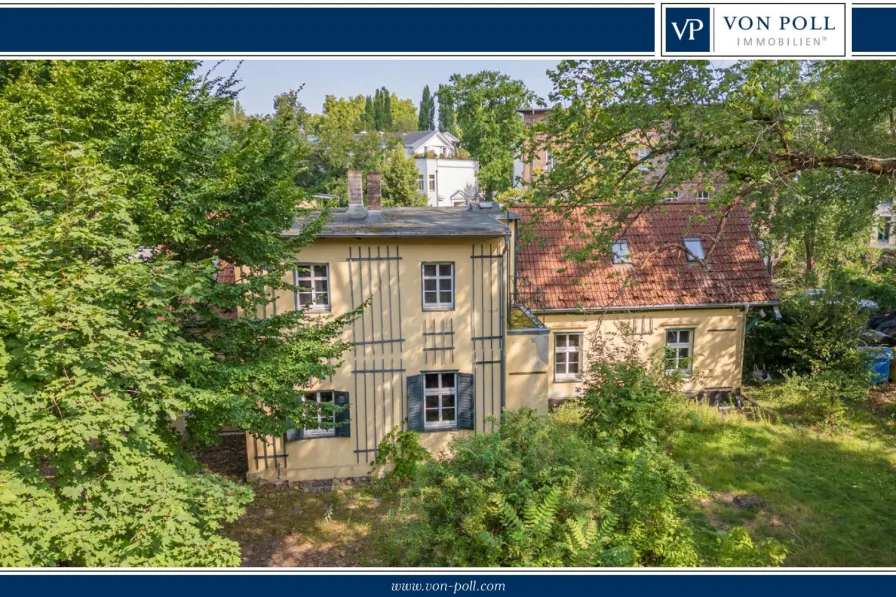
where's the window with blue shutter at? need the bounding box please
[285,390,350,440]
[408,372,474,432]
[335,391,351,437]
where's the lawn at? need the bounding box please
[672,385,896,567]
[216,387,896,567]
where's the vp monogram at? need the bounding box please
[671,18,705,41]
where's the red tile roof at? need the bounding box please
[514,202,778,311]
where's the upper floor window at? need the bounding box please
[612,240,631,264]
[424,372,457,430]
[428,174,436,192]
[422,263,454,310]
[637,147,651,171]
[417,175,424,192]
[665,329,694,375]
[665,191,680,202]
[683,238,705,262]
[697,190,711,201]
[545,151,555,172]
[295,263,330,310]
[554,333,583,382]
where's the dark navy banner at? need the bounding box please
[853,7,896,53]
[1,573,895,595]
[0,7,654,54]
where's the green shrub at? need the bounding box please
[779,369,870,429]
[745,289,869,377]
[370,426,431,488]
[384,407,782,567]
[579,359,680,450]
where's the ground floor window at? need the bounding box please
[285,391,351,441]
[424,372,456,430]
[665,329,694,375]
[302,391,336,437]
[407,372,474,431]
[554,333,583,381]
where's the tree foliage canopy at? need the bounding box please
[448,71,540,198]
[0,60,353,566]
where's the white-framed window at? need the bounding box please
[417,175,424,192]
[294,263,330,310]
[545,150,555,172]
[302,391,336,438]
[683,238,705,262]
[637,147,651,171]
[697,190,711,201]
[424,372,457,430]
[665,329,694,375]
[428,174,436,191]
[665,191,680,202]
[879,216,892,242]
[422,263,454,310]
[554,333,583,382]
[612,240,631,264]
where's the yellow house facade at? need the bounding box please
[245,173,778,483]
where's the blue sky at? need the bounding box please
[212,60,560,116]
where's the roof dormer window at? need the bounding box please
[683,238,705,262]
[612,240,631,264]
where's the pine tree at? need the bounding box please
[418,85,435,131]
[363,94,375,129]
[372,88,384,131]
[382,87,394,131]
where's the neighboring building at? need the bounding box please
[509,203,778,410]
[400,131,479,207]
[511,108,718,202]
[513,108,551,187]
[239,171,777,483]
[872,201,895,250]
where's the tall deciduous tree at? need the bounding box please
[0,61,354,566]
[436,84,456,134]
[449,71,539,199]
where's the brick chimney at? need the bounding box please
[347,170,364,215]
[366,172,382,211]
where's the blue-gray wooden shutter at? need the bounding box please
[457,373,474,430]
[285,421,303,442]
[335,391,351,437]
[407,374,424,431]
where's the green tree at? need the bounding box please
[382,87,394,131]
[0,61,353,566]
[379,148,427,207]
[390,93,418,133]
[418,85,435,130]
[449,71,539,198]
[363,94,376,129]
[534,60,896,268]
[436,84,456,134]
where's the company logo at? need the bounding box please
[663,4,846,57]
[671,18,704,41]
[666,7,710,52]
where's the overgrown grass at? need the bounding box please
[223,483,399,567]
[672,386,896,567]
[224,387,896,567]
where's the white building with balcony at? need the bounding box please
[400,131,479,207]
